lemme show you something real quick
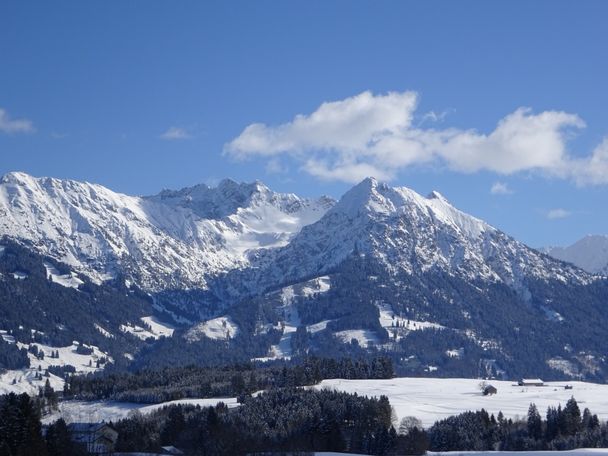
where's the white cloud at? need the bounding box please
[490,182,513,195]
[224,90,607,185]
[569,138,608,185]
[0,108,34,134]
[547,208,571,220]
[160,127,191,140]
[437,108,584,175]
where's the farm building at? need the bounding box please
[483,384,498,396]
[518,378,544,386]
[68,422,118,455]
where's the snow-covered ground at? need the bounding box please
[334,329,378,347]
[44,262,84,289]
[11,271,28,280]
[140,316,175,338]
[0,340,110,396]
[43,397,240,424]
[184,316,239,342]
[36,377,608,434]
[314,378,608,427]
[119,316,175,340]
[377,302,444,341]
[254,276,333,361]
[0,172,334,292]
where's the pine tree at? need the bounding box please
[46,418,83,456]
[527,403,542,440]
[558,397,581,436]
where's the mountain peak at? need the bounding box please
[331,177,395,217]
[427,190,448,202]
[360,176,379,186]
[1,171,37,185]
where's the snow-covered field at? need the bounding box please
[314,378,608,427]
[184,315,239,342]
[334,329,378,347]
[43,397,240,424]
[43,261,84,289]
[120,316,176,341]
[39,377,608,430]
[0,341,109,396]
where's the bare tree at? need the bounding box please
[398,416,423,435]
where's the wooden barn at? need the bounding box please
[483,384,498,396]
[518,378,544,387]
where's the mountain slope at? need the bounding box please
[2,173,608,380]
[220,177,591,300]
[195,178,607,380]
[0,172,333,292]
[0,240,156,349]
[544,235,608,275]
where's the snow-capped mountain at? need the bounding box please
[225,177,591,300]
[0,172,334,291]
[544,235,608,275]
[190,177,607,380]
[2,172,608,380]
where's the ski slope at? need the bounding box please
[314,377,608,427]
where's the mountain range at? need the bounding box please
[543,235,608,275]
[1,172,608,382]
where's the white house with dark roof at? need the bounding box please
[68,422,118,455]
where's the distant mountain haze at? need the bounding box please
[543,235,608,275]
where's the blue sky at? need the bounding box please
[1,1,607,247]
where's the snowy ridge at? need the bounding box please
[0,172,334,291]
[0,172,591,300]
[237,177,592,302]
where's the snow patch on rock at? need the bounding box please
[44,262,83,289]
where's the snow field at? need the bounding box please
[120,316,175,340]
[43,262,84,289]
[0,340,111,396]
[43,397,241,424]
[184,316,239,342]
[313,377,608,427]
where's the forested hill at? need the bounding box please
[0,240,154,371]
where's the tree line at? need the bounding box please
[5,388,608,456]
[66,356,394,403]
[114,388,397,455]
[0,393,85,456]
[427,397,605,452]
